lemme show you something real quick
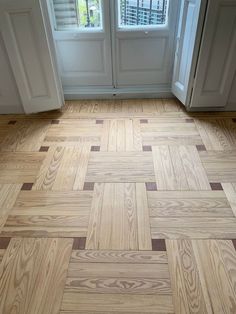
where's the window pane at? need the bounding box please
[119,0,169,27]
[52,0,102,30]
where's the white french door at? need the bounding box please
[190,0,236,109]
[50,0,113,91]
[113,0,179,88]
[49,0,180,96]
[0,0,64,113]
[171,0,207,106]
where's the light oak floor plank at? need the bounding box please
[0,120,49,152]
[2,190,92,237]
[166,240,208,314]
[0,184,21,231]
[86,183,151,250]
[195,118,236,151]
[0,238,73,314]
[200,150,236,182]
[0,152,45,184]
[62,249,173,313]
[192,240,236,313]
[86,152,155,182]
[153,145,210,191]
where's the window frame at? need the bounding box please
[117,0,170,30]
[50,0,104,33]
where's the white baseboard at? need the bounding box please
[64,85,174,100]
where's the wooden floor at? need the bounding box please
[0,98,236,313]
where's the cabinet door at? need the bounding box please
[171,0,206,106]
[0,0,64,113]
[190,0,236,108]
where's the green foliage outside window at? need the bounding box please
[77,0,101,28]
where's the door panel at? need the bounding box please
[0,31,22,113]
[190,0,236,108]
[114,0,179,87]
[0,0,63,113]
[172,0,205,105]
[51,0,113,87]
[49,0,181,96]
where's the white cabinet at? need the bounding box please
[0,0,64,114]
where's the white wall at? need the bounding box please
[0,31,23,114]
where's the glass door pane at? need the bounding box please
[51,0,102,30]
[118,0,169,27]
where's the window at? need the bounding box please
[51,0,102,30]
[118,0,169,28]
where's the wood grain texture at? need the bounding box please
[70,250,168,264]
[62,249,172,313]
[67,262,169,278]
[200,150,236,182]
[222,183,236,217]
[152,146,210,191]
[0,238,73,314]
[141,121,203,146]
[86,183,151,250]
[195,118,236,151]
[0,152,45,184]
[151,217,236,239]
[33,144,90,191]
[192,240,236,313]
[0,249,5,264]
[0,120,49,152]
[136,183,152,250]
[148,191,233,217]
[1,99,236,313]
[167,240,208,313]
[86,152,155,182]
[0,184,21,230]
[2,190,92,237]
[65,277,171,295]
[61,293,174,313]
[45,119,102,143]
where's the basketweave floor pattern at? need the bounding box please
[0,98,236,313]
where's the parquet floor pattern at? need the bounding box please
[0,98,236,313]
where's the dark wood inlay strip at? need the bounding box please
[146,182,157,191]
[0,238,11,249]
[152,239,166,251]
[143,146,152,152]
[210,182,223,191]
[73,237,86,250]
[83,182,95,191]
[21,183,34,191]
